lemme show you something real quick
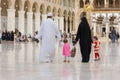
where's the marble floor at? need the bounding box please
[0,40,120,80]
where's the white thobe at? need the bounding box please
[36,18,61,62]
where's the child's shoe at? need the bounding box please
[64,60,66,62]
[94,58,98,61]
[68,60,70,63]
[98,58,100,60]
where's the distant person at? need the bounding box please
[111,28,116,43]
[35,12,61,63]
[116,32,119,42]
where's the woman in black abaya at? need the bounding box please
[73,13,92,63]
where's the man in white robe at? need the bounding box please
[35,12,61,63]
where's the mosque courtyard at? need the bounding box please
[0,39,120,80]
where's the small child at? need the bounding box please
[63,39,71,63]
[93,36,100,61]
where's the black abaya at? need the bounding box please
[74,17,92,62]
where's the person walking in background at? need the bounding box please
[93,36,100,61]
[35,12,61,63]
[111,28,117,43]
[63,39,71,63]
[116,32,119,42]
[73,12,92,63]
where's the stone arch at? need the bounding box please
[1,0,8,31]
[8,0,13,8]
[80,0,84,8]
[32,2,39,13]
[24,0,31,11]
[53,7,57,16]
[58,8,62,17]
[1,0,8,16]
[15,0,22,17]
[63,10,68,32]
[46,6,51,13]
[32,2,39,21]
[40,4,46,24]
[40,4,45,14]
[24,0,31,18]
[32,2,39,33]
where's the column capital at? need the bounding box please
[18,10,25,14]
[54,16,58,19]
[7,9,15,12]
[27,12,33,15]
[35,12,41,16]
[59,16,64,18]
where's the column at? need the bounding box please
[66,20,68,33]
[69,20,72,33]
[35,13,40,31]
[105,0,108,8]
[59,17,64,33]
[105,21,109,39]
[113,0,116,8]
[118,22,120,34]
[18,11,25,34]
[27,12,33,35]
[42,14,47,22]
[54,16,59,27]
[7,9,15,31]
[0,8,1,31]
[93,21,97,36]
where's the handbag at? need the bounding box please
[71,46,76,57]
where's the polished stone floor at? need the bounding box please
[0,40,120,80]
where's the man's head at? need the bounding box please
[47,12,53,18]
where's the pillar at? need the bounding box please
[93,21,97,36]
[27,12,33,35]
[0,8,1,31]
[113,0,116,8]
[70,20,72,33]
[59,17,64,33]
[35,13,40,31]
[18,11,25,34]
[54,16,59,27]
[42,14,47,22]
[7,9,15,31]
[105,0,108,8]
[66,20,68,33]
[105,21,109,39]
[118,22,120,34]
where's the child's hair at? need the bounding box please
[94,36,98,40]
[63,39,68,43]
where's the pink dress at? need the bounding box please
[63,43,71,57]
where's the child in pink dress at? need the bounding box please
[63,39,71,63]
